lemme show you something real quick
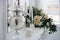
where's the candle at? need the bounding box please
[18,0,20,8]
[29,0,33,22]
[25,0,27,12]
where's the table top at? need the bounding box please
[6,28,45,40]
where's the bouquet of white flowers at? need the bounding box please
[27,7,57,34]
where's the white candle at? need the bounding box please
[25,0,27,12]
[14,0,18,9]
[29,0,33,22]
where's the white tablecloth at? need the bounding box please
[6,27,45,40]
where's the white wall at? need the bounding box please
[0,0,7,40]
[0,0,4,40]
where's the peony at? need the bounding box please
[33,15,41,25]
